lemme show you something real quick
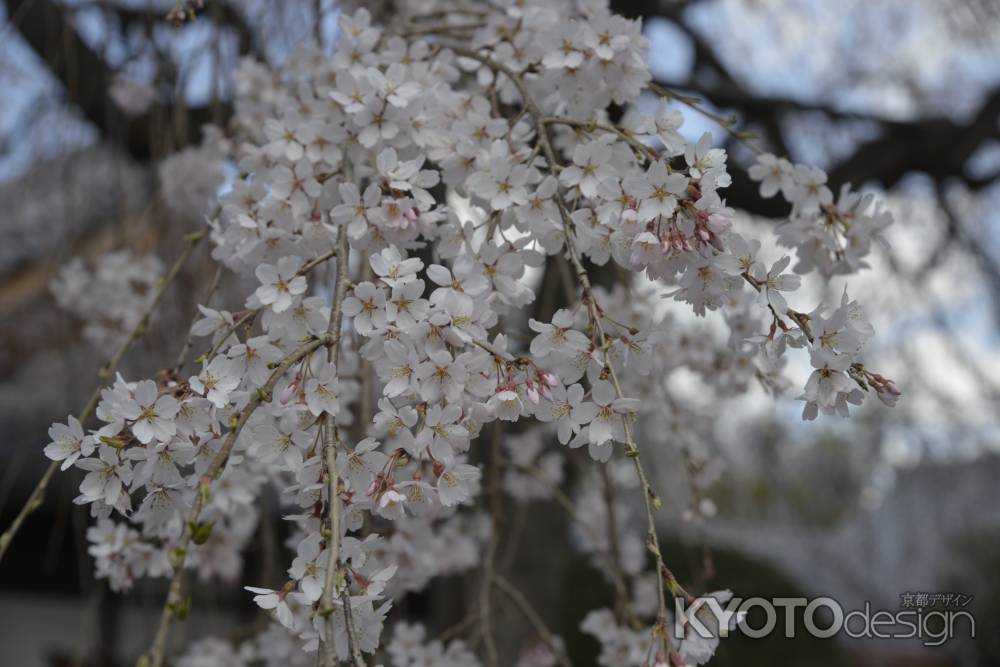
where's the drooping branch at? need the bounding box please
[137,333,334,667]
[607,0,1000,212]
[318,225,359,667]
[0,230,205,565]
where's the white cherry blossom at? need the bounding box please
[255,256,307,313]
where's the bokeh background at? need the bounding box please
[1,1,999,665]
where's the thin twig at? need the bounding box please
[479,424,503,667]
[493,574,572,667]
[201,309,257,366]
[542,116,658,161]
[504,460,635,625]
[437,611,481,643]
[649,82,765,155]
[566,233,674,656]
[174,263,224,374]
[200,247,340,366]
[599,464,632,622]
[340,588,367,667]
[471,337,515,362]
[403,21,484,36]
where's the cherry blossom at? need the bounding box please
[255,256,308,313]
[304,362,341,417]
[127,380,180,445]
[28,5,905,667]
[536,383,597,445]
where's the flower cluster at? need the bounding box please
[51,249,165,352]
[37,2,902,666]
[159,135,225,221]
[749,152,893,276]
